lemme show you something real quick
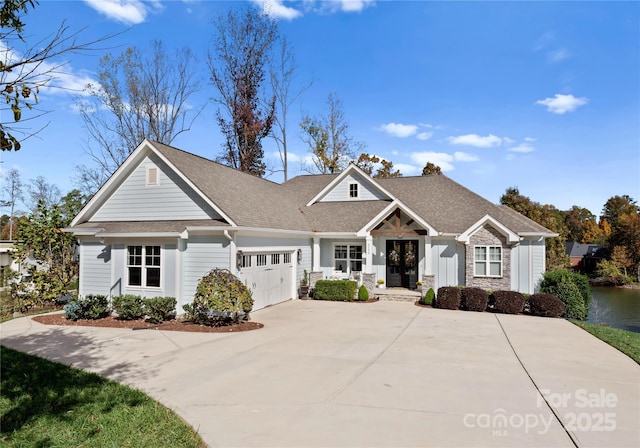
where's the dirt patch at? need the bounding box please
[32,313,263,333]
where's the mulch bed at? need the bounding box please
[32,313,263,333]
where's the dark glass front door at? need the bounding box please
[386,240,418,289]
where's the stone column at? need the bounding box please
[362,273,376,298]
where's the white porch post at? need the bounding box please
[313,236,321,271]
[424,236,432,275]
[365,235,373,273]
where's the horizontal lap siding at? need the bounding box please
[321,173,387,202]
[182,236,230,305]
[80,243,111,296]
[92,154,219,221]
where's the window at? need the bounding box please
[349,183,358,198]
[474,246,502,277]
[146,167,159,186]
[127,245,161,287]
[334,244,363,273]
[256,254,267,266]
[241,254,252,268]
[271,253,280,265]
[283,253,291,264]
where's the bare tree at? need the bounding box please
[75,40,202,195]
[1,1,116,151]
[300,93,364,174]
[269,36,312,181]
[209,7,278,177]
[0,167,23,240]
[26,175,60,213]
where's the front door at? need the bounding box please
[386,240,418,289]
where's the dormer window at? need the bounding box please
[349,183,358,198]
[146,167,159,186]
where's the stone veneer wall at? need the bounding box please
[362,273,375,298]
[465,225,511,291]
[421,275,435,296]
[309,271,323,289]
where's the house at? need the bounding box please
[66,140,557,312]
[566,242,605,273]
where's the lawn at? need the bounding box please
[571,321,640,364]
[0,346,205,447]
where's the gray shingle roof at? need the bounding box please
[75,141,553,236]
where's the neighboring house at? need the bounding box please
[66,140,556,312]
[566,242,605,273]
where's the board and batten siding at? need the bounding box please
[431,239,464,290]
[181,235,230,307]
[320,172,388,202]
[510,238,546,294]
[91,154,220,222]
[79,242,112,296]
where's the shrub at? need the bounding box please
[435,287,461,310]
[112,295,144,320]
[490,290,525,314]
[182,302,210,325]
[144,297,176,323]
[63,301,81,321]
[461,287,488,312]
[357,284,369,301]
[189,269,253,326]
[314,280,358,301]
[419,288,435,306]
[540,269,591,319]
[529,293,565,318]
[546,282,587,320]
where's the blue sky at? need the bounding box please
[2,0,639,217]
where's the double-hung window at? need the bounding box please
[474,246,502,277]
[127,245,161,287]
[334,244,363,273]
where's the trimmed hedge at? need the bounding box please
[490,290,525,314]
[540,269,591,320]
[461,287,488,312]
[63,294,110,321]
[314,280,358,301]
[419,287,435,306]
[435,287,461,310]
[529,293,565,318]
[357,284,369,301]
[144,296,176,323]
[112,295,145,320]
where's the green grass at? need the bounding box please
[0,346,205,447]
[571,321,640,364]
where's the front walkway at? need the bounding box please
[1,300,638,447]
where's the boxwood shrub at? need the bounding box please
[489,290,525,314]
[461,287,488,312]
[144,297,177,323]
[112,295,144,320]
[419,287,435,306]
[357,284,369,301]
[64,294,110,321]
[539,269,590,320]
[529,293,565,318]
[314,280,358,301]
[435,287,461,310]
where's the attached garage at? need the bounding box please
[237,251,295,311]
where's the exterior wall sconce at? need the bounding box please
[297,248,302,262]
[236,250,243,270]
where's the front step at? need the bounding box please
[374,288,422,302]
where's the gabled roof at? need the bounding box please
[69,141,554,238]
[566,242,606,258]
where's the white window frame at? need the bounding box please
[333,243,363,274]
[474,245,502,277]
[127,245,162,288]
[349,183,358,198]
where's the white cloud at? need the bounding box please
[447,133,502,148]
[502,137,515,146]
[254,0,303,20]
[306,0,375,14]
[378,122,418,138]
[524,137,536,142]
[416,132,433,141]
[335,0,375,13]
[508,144,535,153]
[548,48,570,63]
[453,151,479,162]
[393,163,420,176]
[536,94,588,114]
[410,152,455,171]
[83,0,153,25]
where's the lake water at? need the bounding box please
[588,286,640,333]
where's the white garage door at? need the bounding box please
[238,252,295,311]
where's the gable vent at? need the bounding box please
[147,167,159,186]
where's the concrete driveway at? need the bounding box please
[2,300,639,447]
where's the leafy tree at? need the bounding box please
[269,36,312,181]
[300,93,363,174]
[13,200,78,305]
[209,7,277,177]
[564,206,596,243]
[1,0,115,151]
[610,245,633,277]
[601,195,639,231]
[356,153,401,178]
[500,187,569,269]
[613,213,640,266]
[75,40,202,196]
[580,219,609,245]
[0,167,23,240]
[422,162,442,176]
[59,189,85,222]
